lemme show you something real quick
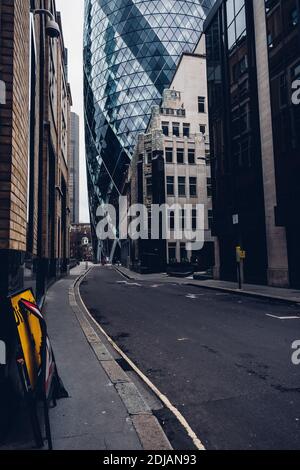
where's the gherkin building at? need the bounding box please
[83,0,215,257]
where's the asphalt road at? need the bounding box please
[80,266,300,450]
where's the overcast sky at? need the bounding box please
[56,0,89,223]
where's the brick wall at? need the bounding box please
[0,0,14,250]
[10,0,30,252]
[0,0,71,282]
[0,0,30,252]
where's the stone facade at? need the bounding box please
[124,46,214,273]
[253,0,289,287]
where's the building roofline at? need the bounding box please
[170,49,206,89]
[143,45,206,134]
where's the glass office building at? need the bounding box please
[84,0,215,255]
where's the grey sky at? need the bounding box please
[56,0,89,223]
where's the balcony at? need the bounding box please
[160,108,186,117]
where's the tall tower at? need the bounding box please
[84,0,215,255]
[70,112,80,225]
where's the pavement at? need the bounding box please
[80,265,300,450]
[115,265,300,304]
[0,263,171,451]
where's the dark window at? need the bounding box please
[188,149,195,164]
[181,209,185,230]
[198,96,206,113]
[162,122,169,136]
[168,243,176,263]
[148,210,152,233]
[192,208,197,231]
[169,211,175,230]
[165,147,173,163]
[240,104,249,133]
[232,107,240,136]
[167,176,175,196]
[177,148,184,164]
[172,123,180,137]
[178,177,186,196]
[146,177,152,197]
[189,177,197,197]
[240,55,248,74]
[200,125,206,135]
[208,209,213,230]
[180,243,187,262]
[183,123,190,137]
[232,55,248,83]
[207,178,212,197]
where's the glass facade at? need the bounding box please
[83,0,215,252]
[205,0,268,284]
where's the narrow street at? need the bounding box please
[80,266,300,450]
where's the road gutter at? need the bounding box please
[69,266,173,451]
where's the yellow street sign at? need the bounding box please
[236,247,246,261]
[10,289,42,391]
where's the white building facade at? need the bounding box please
[126,39,214,271]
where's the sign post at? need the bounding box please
[233,214,246,290]
[236,246,246,290]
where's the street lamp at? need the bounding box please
[31,9,61,38]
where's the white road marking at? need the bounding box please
[178,338,189,342]
[78,267,206,451]
[266,314,300,320]
[117,281,142,287]
[186,294,197,300]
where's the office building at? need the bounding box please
[204,0,300,287]
[70,112,80,224]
